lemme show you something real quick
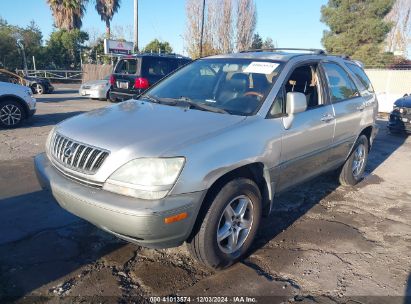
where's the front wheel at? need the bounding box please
[339,135,369,186]
[0,100,24,128]
[187,178,262,269]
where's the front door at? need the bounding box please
[277,63,335,192]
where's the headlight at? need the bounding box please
[103,157,185,200]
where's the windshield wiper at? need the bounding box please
[140,94,179,106]
[176,96,229,114]
[141,95,228,114]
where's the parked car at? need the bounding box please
[0,69,54,95]
[388,95,411,134]
[0,81,36,128]
[109,53,191,102]
[79,75,111,100]
[34,49,378,269]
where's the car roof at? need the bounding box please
[206,49,364,67]
[120,53,191,60]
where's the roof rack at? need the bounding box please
[239,48,327,55]
[126,52,191,59]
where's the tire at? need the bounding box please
[339,135,369,186]
[33,83,45,95]
[0,100,25,128]
[187,178,262,269]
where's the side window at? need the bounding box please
[114,59,138,74]
[346,63,374,93]
[322,62,359,102]
[143,58,177,77]
[268,87,285,117]
[284,63,322,110]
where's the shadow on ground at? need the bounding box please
[22,111,85,128]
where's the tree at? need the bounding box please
[321,0,395,66]
[235,0,257,51]
[46,29,89,69]
[142,39,173,54]
[217,0,233,53]
[0,19,45,70]
[262,37,276,49]
[185,0,206,58]
[184,0,256,58]
[47,0,88,31]
[385,0,411,56]
[95,0,121,38]
[251,33,263,49]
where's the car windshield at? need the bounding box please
[140,58,284,116]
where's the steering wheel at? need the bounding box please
[243,91,264,99]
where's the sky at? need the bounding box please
[0,0,329,55]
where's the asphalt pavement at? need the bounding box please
[0,85,410,303]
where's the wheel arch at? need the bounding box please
[344,125,374,161]
[0,94,29,118]
[202,163,272,219]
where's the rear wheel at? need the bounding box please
[187,178,262,269]
[0,100,24,128]
[339,135,369,186]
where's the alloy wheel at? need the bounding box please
[35,84,44,94]
[217,195,254,254]
[0,104,22,126]
[352,143,366,178]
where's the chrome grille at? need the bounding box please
[50,133,109,174]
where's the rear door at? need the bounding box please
[112,57,140,93]
[321,61,365,167]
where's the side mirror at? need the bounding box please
[286,92,307,114]
[283,92,307,130]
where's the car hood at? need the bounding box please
[395,96,411,108]
[56,100,246,159]
[83,79,108,86]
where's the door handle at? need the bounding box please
[321,113,335,123]
[357,104,366,111]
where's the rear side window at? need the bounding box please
[142,58,178,77]
[114,59,138,74]
[346,63,374,93]
[322,62,359,103]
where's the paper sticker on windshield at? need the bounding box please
[244,62,279,74]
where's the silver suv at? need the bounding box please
[34,49,378,269]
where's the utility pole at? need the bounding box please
[134,0,139,52]
[17,39,28,76]
[199,0,206,58]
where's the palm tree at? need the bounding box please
[47,0,88,31]
[95,0,121,38]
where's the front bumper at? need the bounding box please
[388,114,411,133]
[28,109,36,117]
[34,153,206,249]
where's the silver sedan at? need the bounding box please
[79,75,110,100]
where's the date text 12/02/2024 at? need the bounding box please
[149,296,258,303]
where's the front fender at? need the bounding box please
[169,117,284,197]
